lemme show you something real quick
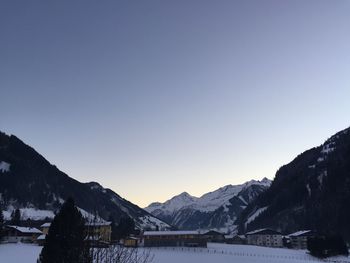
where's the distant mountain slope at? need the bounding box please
[0,131,169,230]
[236,127,350,240]
[145,178,271,232]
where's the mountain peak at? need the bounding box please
[176,192,194,199]
[145,178,271,231]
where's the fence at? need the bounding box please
[147,246,350,263]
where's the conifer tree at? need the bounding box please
[39,198,90,263]
[10,208,21,226]
[114,217,135,240]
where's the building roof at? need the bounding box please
[202,230,224,236]
[246,228,281,236]
[37,234,46,240]
[143,231,199,236]
[288,230,313,237]
[6,225,42,234]
[41,222,51,228]
[125,237,139,240]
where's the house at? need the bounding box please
[37,234,46,246]
[4,225,42,243]
[288,230,315,249]
[142,231,207,247]
[40,221,112,246]
[202,230,225,243]
[85,221,112,244]
[225,234,246,245]
[41,222,51,235]
[123,237,139,247]
[246,228,283,247]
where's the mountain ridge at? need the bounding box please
[236,126,350,240]
[0,131,170,230]
[145,178,271,232]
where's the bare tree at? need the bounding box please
[92,246,154,263]
[85,212,154,263]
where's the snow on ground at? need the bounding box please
[0,243,42,263]
[1,242,349,263]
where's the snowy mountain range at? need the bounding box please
[0,131,170,230]
[145,178,271,233]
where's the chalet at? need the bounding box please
[37,234,46,246]
[123,237,139,247]
[4,225,42,243]
[85,221,112,244]
[246,228,283,247]
[41,222,51,235]
[201,230,225,243]
[142,231,207,247]
[39,221,112,245]
[288,230,315,249]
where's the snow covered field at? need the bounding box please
[0,243,42,263]
[1,242,349,263]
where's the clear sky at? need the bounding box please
[1,1,349,207]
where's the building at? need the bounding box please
[41,222,51,235]
[123,237,139,247]
[225,234,246,245]
[85,221,112,244]
[246,228,283,247]
[4,225,42,243]
[288,230,315,249]
[40,221,112,245]
[142,231,207,247]
[37,234,46,246]
[202,230,225,243]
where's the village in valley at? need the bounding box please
[1,218,317,249]
[1,204,348,263]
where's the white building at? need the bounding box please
[288,230,315,249]
[4,225,42,243]
[246,228,283,247]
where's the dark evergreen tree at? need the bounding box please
[39,198,90,263]
[307,235,348,258]
[114,217,135,240]
[10,208,21,226]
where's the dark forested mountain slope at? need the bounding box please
[0,131,169,230]
[236,127,350,239]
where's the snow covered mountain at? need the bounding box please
[145,178,271,233]
[0,131,170,230]
[236,126,350,240]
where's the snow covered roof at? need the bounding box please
[246,228,281,235]
[37,234,46,240]
[143,231,199,236]
[225,235,246,240]
[288,230,312,237]
[6,225,42,234]
[41,223,51,228]
[201,230,224,235]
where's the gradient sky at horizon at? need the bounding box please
[1,0,350,207]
